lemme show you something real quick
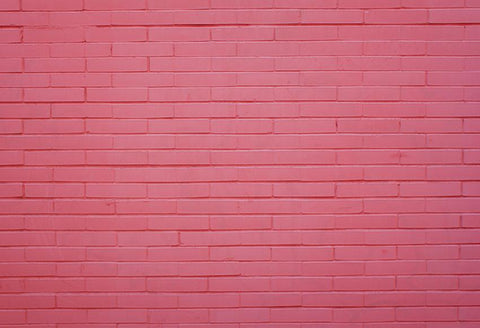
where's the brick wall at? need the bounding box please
[1,0,480,326]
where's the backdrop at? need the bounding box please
[0,0,480,327]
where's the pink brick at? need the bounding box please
[86,278,145,292]
[397,307,457,321]
[51,73,111,87]
[338,87,400,101]
[25,183,84,198]
[85,0,146,10]
[148,0,209,9]
[334,276,395,290]
[211,0,273,8]
[86,27,146,42]
[0,58,22,72]
[87,88,147,102]
[113,72,173,87]
[117,293,177,308]
[0,183,22,197]
[111,11,173,25]
[150,87,210,102]
[57,294,116,308]
[87,58,147,72]
[0,28,21,43]
[24,88,84,102]
[86,151,148,165]
[23,0,82,10]
[400,182,461,197]
[276,26,337,40]
[0,1,479,326]
[24,28,84,43]
[398,245,459,260]
[149,309,209,324]
[86,183,146,198]
[149,27,209,41]
[336,182,397,197]
[88,309,147,323]
[212,27,274,41]
[273,215,335,230]
[24,120,84,134]
[151,57,211,72]
[366,10,428,24]
[0,0,20,11]
[25,58,85,73]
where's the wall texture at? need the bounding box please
[1,0,480,327]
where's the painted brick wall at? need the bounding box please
[0,0,480,327]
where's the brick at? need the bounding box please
[24,120,84,134]
[48,12,111,27]
[398,245,459,259]
[25,58,86,73]
[273,182,334,197]
[149,27,209,41]
[272,277,332,291]
[276,26,337,40]
[335,246,396,260]
[24,216,85,230]
[212,27,274,41]
[0,28,21,43]
[238,42,300,56]
[366,10,428,24]
[303,292,363,307]
[396,307,457,322]
[57,294,116,308]
[25,247,85,261]
[52,103,112,118]
[111,11,173,25]
[0,88,22,102]
[151,57,211,72]
[86,151,148,165]
[25,183,84,198]
[51,73,111,87]
[57,232,115,246]
[212,87,274,101]
[113,104,173,118]
[273,215,335,230]
[86,278,145,292]
[364,71,425,85]
[334,276,395,290]
[113,43,172,57]
[150,87,210,102]
[0,0,20,10]
[86,183,146,198]
[24,28,84,43]
[0,263,55,277]
[400,182,461,197]
[301,9,363,23]
[338,87,400,101]
[211,246,271,261]
[364,41,426,55]
[0,58,22,72]
[85,0,146,10]
[86,27,146,42]
[87,58,147,72]
[117,293,177,308]
[113,72,173,87]
[211,308,268,323]
[0,183,22,197]
[0,310,25,324]
[24,88,84,102]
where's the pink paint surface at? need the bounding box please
[1,0,480,326]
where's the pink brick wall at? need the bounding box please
[0,0,480,326]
